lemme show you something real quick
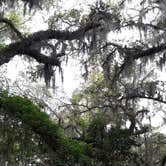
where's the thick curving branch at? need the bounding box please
[0,22,100,66]
[112,43,166,82]
[0,44,60,66]
[124,20,166,31]
[26,22,100,42]
[23,49,60,65]
[133,43,166,59]
[121,94,166,105]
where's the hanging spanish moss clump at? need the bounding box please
[0,0,43,8]
[80,0,121,82]
[35,63,63,90]
[0,0,47,14]
[44,63,54,87]
[86,0,121,55]
[157,52,166,71]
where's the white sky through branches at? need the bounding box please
[3,0,166,133]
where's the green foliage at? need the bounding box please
[68,9,80,19]
[85,113,137,165]
[0,91,93,165]
[7,11,21,29]
[0,93,60,134]
[0,43,6,52]
[60,138,93,165]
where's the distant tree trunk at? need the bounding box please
[157,135,161,164]
[144,134,149,166]
[161,155,166,166]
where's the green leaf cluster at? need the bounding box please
[8,11,21,29]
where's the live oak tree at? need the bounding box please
[0,0,166,165]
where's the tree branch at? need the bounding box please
[112,43,166,82]
[121,94,166,105]
[124,20,166,31]
[26,22,100,44]
[0,22,100,66]
[0,17,24,40]
[133,43,166,59]
[23,49,60,66]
